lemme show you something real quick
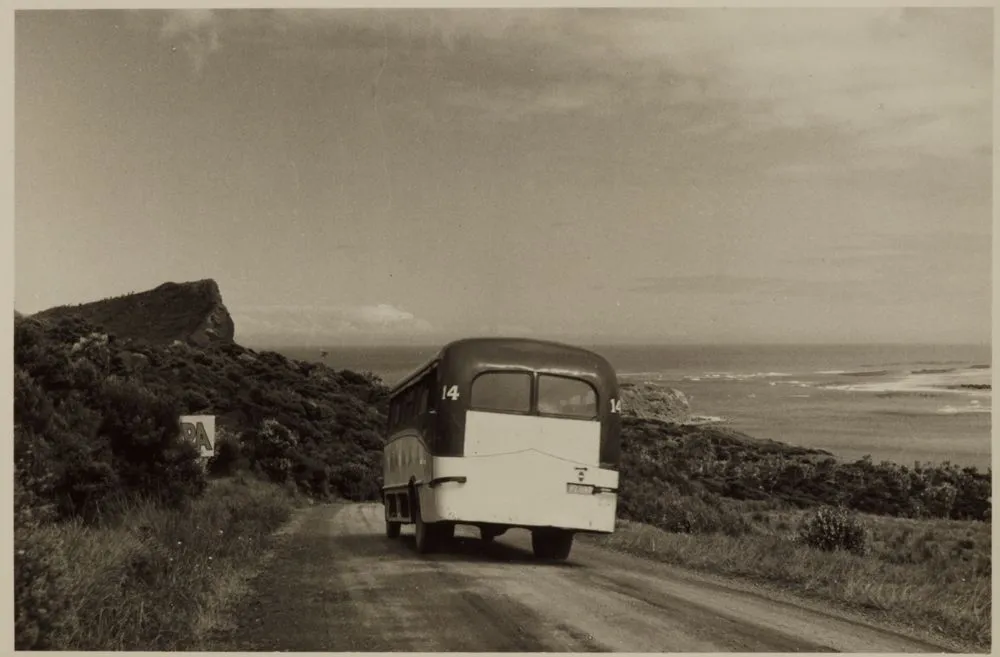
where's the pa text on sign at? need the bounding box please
[180,415,215,458]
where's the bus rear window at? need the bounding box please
[537,375,598,419]
[470,371,532,413]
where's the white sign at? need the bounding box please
[180,415,215,458]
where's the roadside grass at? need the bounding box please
[745,506,992,573]
[15,474,300,650]
[592,510,990,651]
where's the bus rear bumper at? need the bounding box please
[421,453,619,533]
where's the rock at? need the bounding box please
[30,278,236,347]
[619,381,692,424]
[189,281,236,346]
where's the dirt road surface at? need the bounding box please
[204,503,956,652]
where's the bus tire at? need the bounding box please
[532,529,574,561]
[412,490,437,554]
[480,526,506,542]
[384,494,401,538]
[386,519,401,539]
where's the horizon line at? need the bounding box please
[240,338,993,350]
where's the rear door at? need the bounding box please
[463,370,601,466]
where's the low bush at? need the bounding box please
[798,506,871,556]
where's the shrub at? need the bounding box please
[14,425,58,524]
[798,506,871,555]
[15,316,211,522]
[14,368,56,435]
[207,430,244,477]
[96,376,206,509]
[329,458,381,501]
[240,418,300,483]
[14,499,74,650]
[180,389,212,413]
[616,476,753,537]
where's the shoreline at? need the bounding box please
[619,376,991,472]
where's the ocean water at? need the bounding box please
[269,343,992,471]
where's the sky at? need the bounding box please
[14,7,994,347]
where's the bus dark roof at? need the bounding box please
[390,337,615,394]
[442,337,610,369]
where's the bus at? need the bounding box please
[381,337,622,561]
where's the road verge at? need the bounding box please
[589,517,989,653]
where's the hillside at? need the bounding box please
[617,416,989,526]
[14,280,992,650]
[15,281,391,522]
[15,280,991,523]
[32,279,236,347]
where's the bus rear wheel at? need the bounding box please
[384,494,401,538]
[480,526,506,543]
[412,491,448,554]
[414,519,453,555]
[414,512,433,553]
[386,519,401,538]
[531,529,574,561]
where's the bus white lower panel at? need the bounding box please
[463,410,601,464]
[424,452,618,533]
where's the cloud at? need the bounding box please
[231,303,434,339]
[266,8,989,154]
[610,8,991,161]
[353,303,432,330]
[148,8,990,158]
[159,10,222,74]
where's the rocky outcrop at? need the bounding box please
[31,279,236,347]
[186,281,236,346]
[619,382,692,424]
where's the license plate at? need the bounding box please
[567,483,593,495]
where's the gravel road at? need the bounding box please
[203,502,955,652]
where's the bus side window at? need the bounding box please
[404,390,415,424]
[424,367,438,414]
[418,385,429,416]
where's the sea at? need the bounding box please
[267,343,992,472]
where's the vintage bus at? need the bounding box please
[381,337,622,561]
